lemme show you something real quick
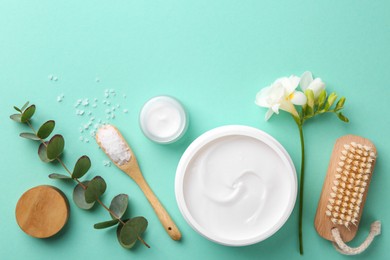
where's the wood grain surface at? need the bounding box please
[15,185,70,238]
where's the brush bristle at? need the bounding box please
[325,141,376,229]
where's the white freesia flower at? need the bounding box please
[255,75,307,120]
[300,71,325,99]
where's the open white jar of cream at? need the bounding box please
[139,96,188,144]
[175,125,297,246]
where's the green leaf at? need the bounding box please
[20,132,40,141]
[37,120,55,139]
[13,106,22,113]
[119,217,148,249]
[10,114,22,122]
[337,112,349,123]
[335,97,346,111]
[21,101,30,111]
[49,173,72,180]
[94,219,119,229]
[72,155,91,179]
[109,194,129,219]
[38,142,55,163]
[324,92,337,111]
[317,90,327,109]
[117,219,135,249]
[46,134,65,160]
[21,105,36,122]
[119,220,138,249]
[73,181,95,210]
[85,176,107,203]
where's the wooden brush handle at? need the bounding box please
[134,174,182,241]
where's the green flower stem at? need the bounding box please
[297,123,305,255]
[26,119,150,248]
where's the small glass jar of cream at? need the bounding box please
[139,96,188,144]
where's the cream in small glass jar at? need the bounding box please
[139,96,188,144]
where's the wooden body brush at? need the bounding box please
[314,135,381,255]
[96,125,181,241]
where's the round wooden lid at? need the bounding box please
[15,185,70,238]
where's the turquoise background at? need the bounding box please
[0,0,389,259]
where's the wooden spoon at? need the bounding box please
[96,124,181,241]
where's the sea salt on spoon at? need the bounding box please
[95,124,181,241]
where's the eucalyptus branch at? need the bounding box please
[10,102,149,249]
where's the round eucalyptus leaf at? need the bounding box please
[109,194,128,220]
[85,176,107,203]
[119,220,138,249]
[94,219,119,229]
[20,132,40,141]
[47,134,65,160]
[72,155,91,179]
[37,120,55,139]
[21,104,36,122]
[49,173,72,180]
[38,142,54,163]
[10,114,22,122]
[73,181,95,210]
[118,217,148,249]
[116,219,136,249]
[129,216,148,235]
[21,101,30,111]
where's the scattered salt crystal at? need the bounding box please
[53,76,58,81]
[87,111,92,116]
[82,99,89,106]
[79,136,84,141]
[123,94,127,98]
[92,103,97,108]
[103,160,111,167]
[85,138,89,143]
[123,109,128,113]
[48,75,53,80]
[116,104,120,108]
[110,89,115,93]
[111,114,115,119]
[104,93,109,98]
[103,100,107,104]
[91,117,95,121]
[94,98,98,102]
[96,125,131,166]
[95,77,100,82]
[107,102,111,106]
[57,96,63,102]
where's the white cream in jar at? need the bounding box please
[175,126,297,246]
[139,96,188,144]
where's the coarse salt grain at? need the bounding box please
[96,125,131,166]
